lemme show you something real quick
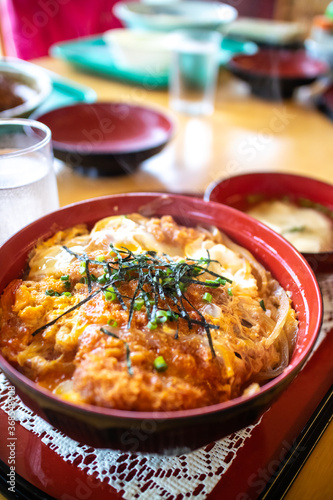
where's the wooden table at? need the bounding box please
[2,57,332,500]
[36,58,333,207]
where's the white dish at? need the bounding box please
[113,1,237,31]
[223,18,306,44]
[103,29,171,75]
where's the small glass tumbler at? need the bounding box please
[0,119,59,246]
[169,29,222,116]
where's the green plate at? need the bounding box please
[50,35,257,89]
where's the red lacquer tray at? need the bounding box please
[0,274,332,500]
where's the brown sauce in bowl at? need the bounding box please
[0,73,36,113]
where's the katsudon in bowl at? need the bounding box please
[0,194,322,453]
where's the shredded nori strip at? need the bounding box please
[84,256,92,293]
[31,243,231,357]
[181,293,217,357]
[32,287,103,336]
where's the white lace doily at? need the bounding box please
[1,274,332,500]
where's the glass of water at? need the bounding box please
[169,30,222,116]
[0,119,59,246]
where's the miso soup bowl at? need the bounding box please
[0,193,322,454]
[205,172,333,273]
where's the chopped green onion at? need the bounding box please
[148,320,157,330]
[104,292,117,302]
[166,310,179,321]
[286,226,306,233]
[156,310,168,323]
[203,292,212,303]
[207,276,231,285]
[45,289,60,297]
[96,255,106,262]
[227,287,233,296]
[61,292,72,297]
[247,194,264,205]
[97,273,109,284]
[154,356,168,372]
[259,299,266,311]
[146,295,155,305]
[133,298,145,311]
[107,319,118,327]
[60,275,69,281]
[104,287,117,302]
[63,280,71,290]
[205,278,227,287]
[299,197,312,208]
[204,279,219,286]
[79,262,87,275]
[162,277,174,286]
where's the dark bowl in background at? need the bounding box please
[0,193,322,454]
[227,49,329,100]
[316,83,333,122]
[35,102,174,177]
[205,172,333,273]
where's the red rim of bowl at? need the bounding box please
[228,49,329,80]
[0,193,323,423]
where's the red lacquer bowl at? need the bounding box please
[228,49,329,100]
[205,173,333,274]
[35,102,174,176]
[0,193,322,454]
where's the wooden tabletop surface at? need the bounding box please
[36,58,333,207]
[2,56,332,499]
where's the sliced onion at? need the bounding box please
[54,379,74,395]
[264,286,290,347]
[202,303,222,319]
[221,233,268,294]
[242,382,260,396]
[256,331,289,381]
